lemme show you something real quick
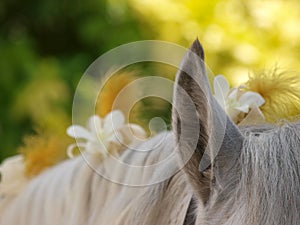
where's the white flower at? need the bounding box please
[214,75,265,122]
[0,155,28,196]
[67,110,147,158]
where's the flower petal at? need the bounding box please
[239,91,265,107]
[118,124,147,148]
[235,104,250,113]
[67,125,92,140]
[0,155,25,181]
[86,141,108,156]
[226,108,241,123]
[0,155,27,196]
[107,131,123,145]
[238,104,265,126]
[67,143,86,158]
[214,75,230,108]
[88,115,103,136]
[103,110,125,134]
[127,124,147,139]
[228,88,238,100]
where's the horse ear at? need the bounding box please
[172,39,244,204]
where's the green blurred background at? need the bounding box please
[1,0,300,162]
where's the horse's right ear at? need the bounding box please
[172,39,244,204]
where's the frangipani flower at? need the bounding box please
[0,155,28,196]
[214,75,265,123]
[67,110,147,158]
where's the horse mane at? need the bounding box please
[0,132,194,225]
[203,122,300,225]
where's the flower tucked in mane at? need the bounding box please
[214,75,265,124]
[96,71,141,119]
[19,131,70,177]
[246,68,300,122]
[0,155,28,196]
[66,110,147,158]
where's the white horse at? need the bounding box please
[1,39,299,225]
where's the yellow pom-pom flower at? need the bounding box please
[247,68,300,122]
[18,132,71,177]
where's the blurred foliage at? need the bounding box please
[130,0,300,85]
[0,0,150,161]
[1,0,300,162]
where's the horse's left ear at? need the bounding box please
[172,39,244,203]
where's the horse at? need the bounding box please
[0,39,299,225]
